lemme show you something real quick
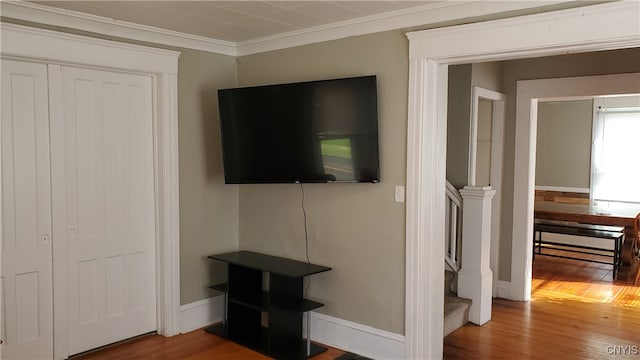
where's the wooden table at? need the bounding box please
[534,201,640,281]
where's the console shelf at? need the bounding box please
[206,251,331,360]
[208,283,227,293]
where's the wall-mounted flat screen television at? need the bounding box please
[218,75,380,184]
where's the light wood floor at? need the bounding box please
[444,250,640,359]
[75,250,639,360]
[72,329,346,360]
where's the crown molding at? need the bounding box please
[0,22,180,73]
[234,1,564,56]
[0,1,237,56]
[407,0,640,62]
[2,0,571,57]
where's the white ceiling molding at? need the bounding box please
[2,0,570,57]
[1,1,237,56]
[234,0,563,56]
[0,22,180,74]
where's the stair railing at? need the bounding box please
[445,181,463,272]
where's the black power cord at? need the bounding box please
[299,183,311,298]
[300,182,310,264]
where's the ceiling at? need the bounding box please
[31,1,436,43]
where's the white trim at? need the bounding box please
[155,72,182,338]
[0,1,236,56]
[405,57,448,359]
[0,22,181,358]
[496,281,512,299]
[3,0,567,56]
[179,296,225,334]
[514,73,640,301]
[467,87,506,298]
[235,1,563,56]
[179,297,406,360]
[406,1,640,357]
[468,88,479,187]
[489,92,506,298]
[407,1,640,62]
[0,22,179,73]
[305,312,405,360]
[535,186,591,194]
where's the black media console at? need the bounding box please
[205,251,331,359]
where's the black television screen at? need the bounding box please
[218,75,380,184]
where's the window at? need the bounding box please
[591,96,640,205]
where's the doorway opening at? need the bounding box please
[404,2,640,358]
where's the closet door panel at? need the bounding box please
[0,59,54,360]
[55,66,157,356]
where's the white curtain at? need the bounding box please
[592,107,640,204]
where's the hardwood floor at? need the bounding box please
[444,250,640,359]
[75,251,639,360]
[72,330,345,360]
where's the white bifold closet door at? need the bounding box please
[51,65,157,356]
[1,60,54,360]
[1,59,157,359]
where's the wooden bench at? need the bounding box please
[533,219,624,276]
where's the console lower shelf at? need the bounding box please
[206,251,332,360]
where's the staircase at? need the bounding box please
[444,182,472,336]
[444,270,471,337]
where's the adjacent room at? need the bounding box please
[1,1,638,360]
[444,56,640,358]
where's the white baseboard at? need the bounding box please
[180,296,406,358]
[304,311,406,360]
[535,185,590,193]
[497,280,511,299]
[179,295,224,334]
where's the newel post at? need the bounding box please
[458,186,496,325]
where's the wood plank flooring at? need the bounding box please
[444,250,640,359]
[72,329,345,360]
[75,250,639,360]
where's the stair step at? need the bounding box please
[444,295,471,337]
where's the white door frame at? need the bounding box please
[467,87,505,188]
[512,73,640,301]
[0,23,181,360]
[405,2,640,359]
[468,86,505,297]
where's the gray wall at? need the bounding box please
[499,47,640,281]
[535,100,593,189]
[0,18,241,305]
[177,49,239,304]
[446,62,504,189]
[236,30,408,334]
[447,64,472,188]
[472,62,504,92]
[472,62,504,187]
